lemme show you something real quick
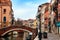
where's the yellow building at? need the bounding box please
[33,19,37,29]
[0,0,13,28]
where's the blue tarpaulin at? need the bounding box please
[56,22,60,27]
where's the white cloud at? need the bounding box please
[14,7,36,19]
[48,0,51,3]
[13,0,50,20]
[13,1,38,20]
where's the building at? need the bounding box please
[23,20,29,27]
[51,0,60,34]
[36,2,56,33]
[36,3,49,33]
[28,19,34,28]
[36,0,60,34]
[0,0,13,28]
[22,19,37,29]
[33,19,37,29]
[15,18,23,26]
[28,19,37,29]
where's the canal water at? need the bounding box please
[0,32,24,40]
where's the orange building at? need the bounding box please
[44,8,56,26]
[0,0,13,28]
[36,3,56,32]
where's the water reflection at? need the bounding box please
[0,37,16,40]
[0,31,24,40]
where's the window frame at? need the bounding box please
[3,9,6,14]
[3,16,6,23]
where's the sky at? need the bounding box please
[11,0,50,20]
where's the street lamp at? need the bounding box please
[36,5,42,40]
[37,13,42,40]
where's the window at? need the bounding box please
[58,13,60,16]
[45,18,48,20]
[3,9,6,13]
[4,25,6,27]
[3,17,6,23]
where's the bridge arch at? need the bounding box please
[0,26,37,40]
[1,28,32,36]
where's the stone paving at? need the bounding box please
[34,33,60,40]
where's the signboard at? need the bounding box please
[56,21,60,27]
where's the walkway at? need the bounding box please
[34,33,60,40]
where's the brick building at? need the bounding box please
[0,0,13,28]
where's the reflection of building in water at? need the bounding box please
[11,31,29,40]
[1,31,29,40]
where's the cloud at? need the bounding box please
[13,1,38,20]
[48,0,51,3]
[12,0,50,20]
[14,7,36,20]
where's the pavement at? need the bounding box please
[34,33,60,40]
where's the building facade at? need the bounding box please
[51,0,60,34]
[0,0,13,28]
[36,3,49,33]
[36,2,56,33]
[23,20,29,27]
[33,19,37,29]
[36,0,60,34]
[28,19,37,29]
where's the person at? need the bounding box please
[48,18,51,33]
[26,35,31,40]
[38,32,42,40]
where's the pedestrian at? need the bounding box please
[38,32,42,40]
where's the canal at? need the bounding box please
[0,32,24,40]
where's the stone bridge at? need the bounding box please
[0,25,37,39]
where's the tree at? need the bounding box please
[15,19,23,26]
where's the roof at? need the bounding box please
[0,0,11,6]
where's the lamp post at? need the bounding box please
[37,5,46,40]
[37,12,42,40]
[36,12,42,40]
[38,14,42,40]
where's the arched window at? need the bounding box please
[3,17,6,23]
